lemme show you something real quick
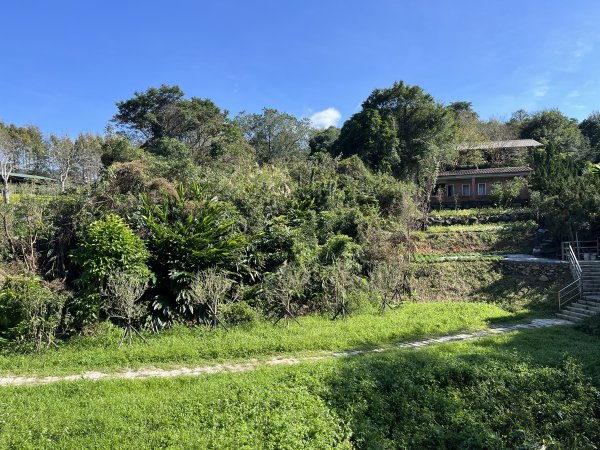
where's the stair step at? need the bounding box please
[556,312,582,322]
[566,305,597,316]
[560,309,591,319]
[577,299,600,308]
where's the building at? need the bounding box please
[434,139,542,207]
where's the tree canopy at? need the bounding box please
[333,81,455,181]
[112,84,244,163]
[519,109,589,160]
[236,108,312,164]
[579,111,600,162]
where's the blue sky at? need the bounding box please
[1,0,599,136]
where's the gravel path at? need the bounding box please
[0,318,571,387]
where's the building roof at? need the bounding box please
[9,172,59,183]
[438,166,533,178]
[457,139,543,151]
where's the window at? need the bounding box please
[446,184,454,197]
[462,184,471,197]
[478,183,486,196]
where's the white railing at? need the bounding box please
[558,244,582,310]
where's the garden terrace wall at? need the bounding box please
[426,209,535,227]
[408,260,569,312]
[499,259,569,281]
[412,223,536,254]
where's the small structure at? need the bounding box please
[8,172,59,184]
[434,139,542,208]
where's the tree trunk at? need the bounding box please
[2,180,9,204]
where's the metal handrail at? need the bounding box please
[558,279,580,310]
[558,243,582,311]
[561,240,599,261]
[566,245,582,279]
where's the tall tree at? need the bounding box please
[520,109,589,160]
[530,142,581,196]
[0,122,49,175]
[112,85,186,143]
[49,135,78,191]
[236,108,312,163]
[448,102,485,168]
[113,85,244,164]
[0,127,15,203]
[74,133,104,183]
[334,81,455,181]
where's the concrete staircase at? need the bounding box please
[557,261,600,322]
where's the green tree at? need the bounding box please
[530,142,580,196]
[100,128,142,167]
[520,109,589,160]
[579,111,600,162]
[113,85,243,163]
[236,108,312,163]
[448,101,483,146]
[333,109,399,172]
[113,84,186,142]
[334,81,455,181]
[309,126,340,155]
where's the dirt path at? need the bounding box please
[0,318,571,387]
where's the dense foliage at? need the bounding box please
[0,79,599,342]
[1,81,600,448]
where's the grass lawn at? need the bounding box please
[0,302,517,376]
[0,323,598,449]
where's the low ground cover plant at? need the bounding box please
[0,325,598,449]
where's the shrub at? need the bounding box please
[262,263,308,325]
[105,270,149,345]
[0,196,53,273]
[185,269,234,327]
[223,301,258,326]
[73,214,151,288]
[0,275,68,350]
[141,184,250,324]
[489,177,527,207]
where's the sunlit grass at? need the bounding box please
[0,324,597,449]
[0,302,515,376]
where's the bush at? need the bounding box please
[141,184,250,324]
[185,269,234,327]
[223,301,258,326]
[0,276,68,350]
[73,214,151,288]
[489,177,527,207]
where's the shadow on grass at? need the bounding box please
[473,262,569,314]
[323,325,600,449]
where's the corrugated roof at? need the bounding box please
[10,172,59,183]
[457,139,543,151]
[438,166,533,177]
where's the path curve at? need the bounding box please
[0,318,571,387]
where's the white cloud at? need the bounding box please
[532,77,549,98]
[309,107,342,129]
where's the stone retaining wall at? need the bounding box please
[499,260,569,282]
